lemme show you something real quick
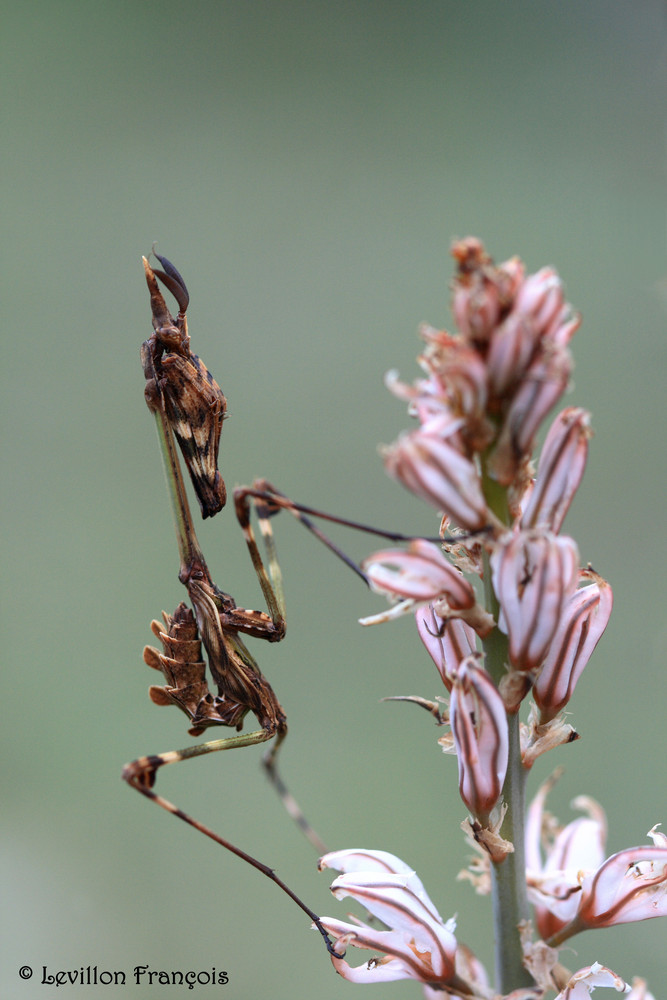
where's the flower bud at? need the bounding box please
[383,427,488,530]
[489,347,573,486]
[486,311,543,398]
[522,408,592,533]
[360,540,475,624]
[450,237,501,343]
[548,304,581,348]
[449,657,508,822]
[491,530,579,671]
[418,324,489,424]
[514,267,566,339]
[533,571,613,721]
[449,239,525,347]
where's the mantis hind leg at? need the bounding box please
[122,729,338,958]
[261,725,329,856]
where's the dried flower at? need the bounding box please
[553,962,629,998]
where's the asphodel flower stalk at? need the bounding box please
[317,239,662,997]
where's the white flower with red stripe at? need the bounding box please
[533,569,613,722]
[521,407,592,533]
[449,657,509,822]
[318,849,469,991]
[383,423,489,531]
[360,539,475,624]
[491,529,579,671]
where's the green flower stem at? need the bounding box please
[481,462,533,992]
[490,714,532,990]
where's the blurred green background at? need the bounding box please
[2,1,666,996]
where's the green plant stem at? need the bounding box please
[481,463,533,992]
[490,719,532,990]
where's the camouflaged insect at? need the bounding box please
[144,602,248,737]
[141,253,227,518]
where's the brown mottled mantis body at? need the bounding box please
[123,253,336,954]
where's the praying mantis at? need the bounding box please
[122,251,464,954]
[123,250,343,954]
